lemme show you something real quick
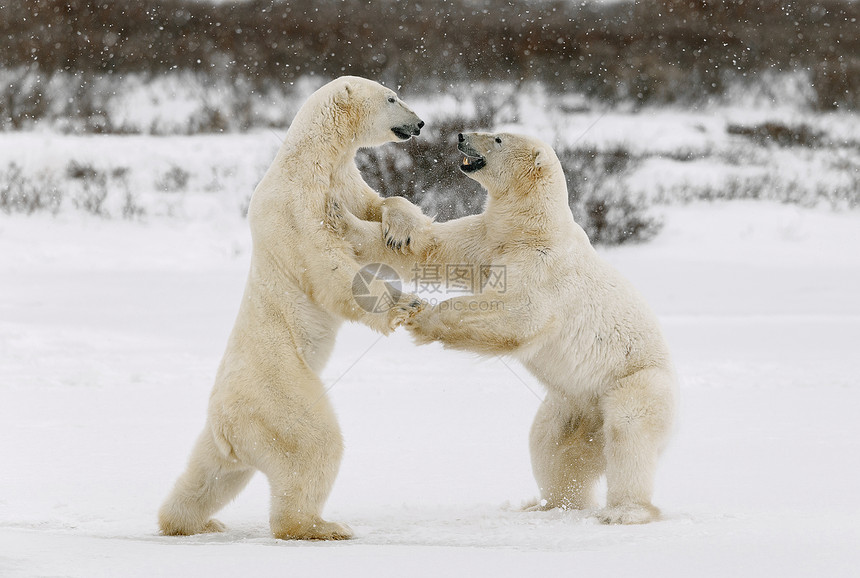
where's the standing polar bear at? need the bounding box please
[332,132,676,524]
[159,76,430,540]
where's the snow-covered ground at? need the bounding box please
[2,199,859,576]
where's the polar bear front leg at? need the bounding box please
[327,198,405,265]
[380,196,433,254]
[308,225,423,335]
[404,292,537,355]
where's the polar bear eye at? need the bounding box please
[387,96,396,103]
[495,137,502,144]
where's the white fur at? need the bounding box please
[332,132,676,524]
[158,76,430,540]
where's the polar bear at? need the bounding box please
[158,76,431,540]
[330,132,676,524]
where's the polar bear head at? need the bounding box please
[306,76,424,148]
[457,132,562,196]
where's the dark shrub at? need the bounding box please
[2,0,858,118]
[359,122,661,245]
[727,122,824,148]
[357,113,492,222]
[560,148,662,245]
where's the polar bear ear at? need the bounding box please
[334,81,353,105]
[533,147,547,169]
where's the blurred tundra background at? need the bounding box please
[1,0,858,242]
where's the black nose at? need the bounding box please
[458,133,465,142]
[417,121,425,129]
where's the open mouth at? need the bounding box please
[392,125,420,141]
[458,142,486,173]
[460,154,486,173]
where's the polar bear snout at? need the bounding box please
[457,133,487,173]
[391,118,424,141]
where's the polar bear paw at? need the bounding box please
[159,517,225,536]
[325,199,361,239]
[381,196,432,254]
[201,518,227,533]
[274,519,354,541]
[402,307,443,345]
[325,199,345,234]
[387,294,425,330]
[596,503,660,525]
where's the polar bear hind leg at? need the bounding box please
[527,395,606,511]
[160,367,352,540]
[599,366,674,524]
[235,370,353,540]
[158,429,255,536]
[260,409,353,541]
